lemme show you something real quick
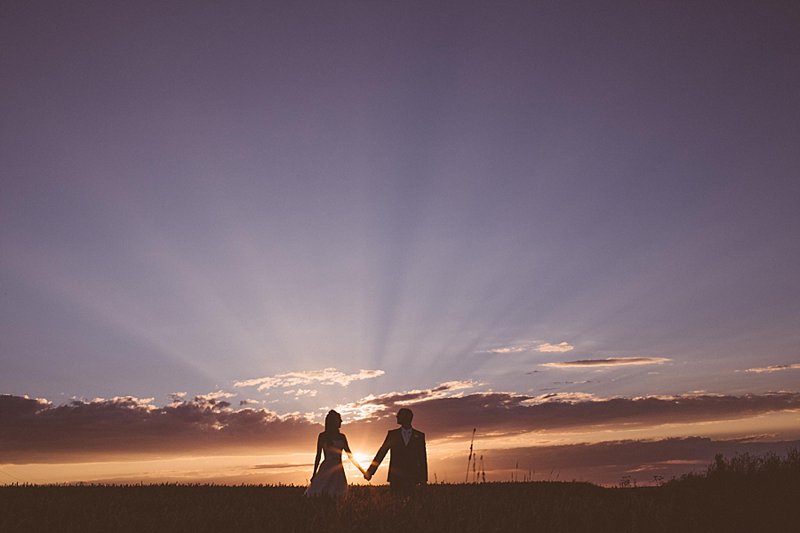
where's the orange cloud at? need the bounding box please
[744,363,800,373]
[234,368,385,391]
[536,342,574,353]
[485,341,574,354]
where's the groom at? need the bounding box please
[364,408,427,495]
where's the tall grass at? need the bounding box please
[670,447,800,485]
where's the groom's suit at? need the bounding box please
[367,427,427,491]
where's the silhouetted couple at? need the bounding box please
[304,407,427,498]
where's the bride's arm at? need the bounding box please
[343,435,366,474]
[346,450,366,475]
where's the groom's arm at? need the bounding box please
[367,432,391,476]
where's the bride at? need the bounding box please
[305,410,365,497]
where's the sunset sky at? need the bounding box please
[2,1,799,486]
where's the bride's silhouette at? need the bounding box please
[304,410,365,497]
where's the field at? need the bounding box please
[2,453,798,533]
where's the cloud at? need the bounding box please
[4,389,800,466]
[284,389,318,398]
[542,357,670,368]
[168,392,187,403]
[88,396,157,409]
[536,342,574,353]
[333,380,478,420]
[335,389,800,441]
[521,392,598,404]
[486,344,531,354]
[744,363,800,374]
[234,368,384,391]
[485,341,574,354]
[196,390,237,401]
[0,394,51,415]
[0,393,318,463]
[239,399,260,406]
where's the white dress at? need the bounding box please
[304,433,349,497]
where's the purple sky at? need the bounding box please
[2,1,800,483]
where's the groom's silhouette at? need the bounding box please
[365,408,427,495]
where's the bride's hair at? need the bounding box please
[324,410,342,433]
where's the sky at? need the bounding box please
[2,1,800,486]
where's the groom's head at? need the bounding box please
[396,408,413,427]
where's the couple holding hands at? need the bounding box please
[304,408,427,497]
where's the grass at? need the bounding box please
[1,451,798,533]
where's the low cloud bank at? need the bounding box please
[0,394,318,463]
[3,389,800,464]
[339,388,800,439]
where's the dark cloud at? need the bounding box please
[341,389,800,440]
[744,363,800,374]
[4,389,800,465]
[542,357,670,368]
[0,394,318,463]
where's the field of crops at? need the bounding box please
[1,471,798,533]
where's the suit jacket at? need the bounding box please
[367,427,427,484]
